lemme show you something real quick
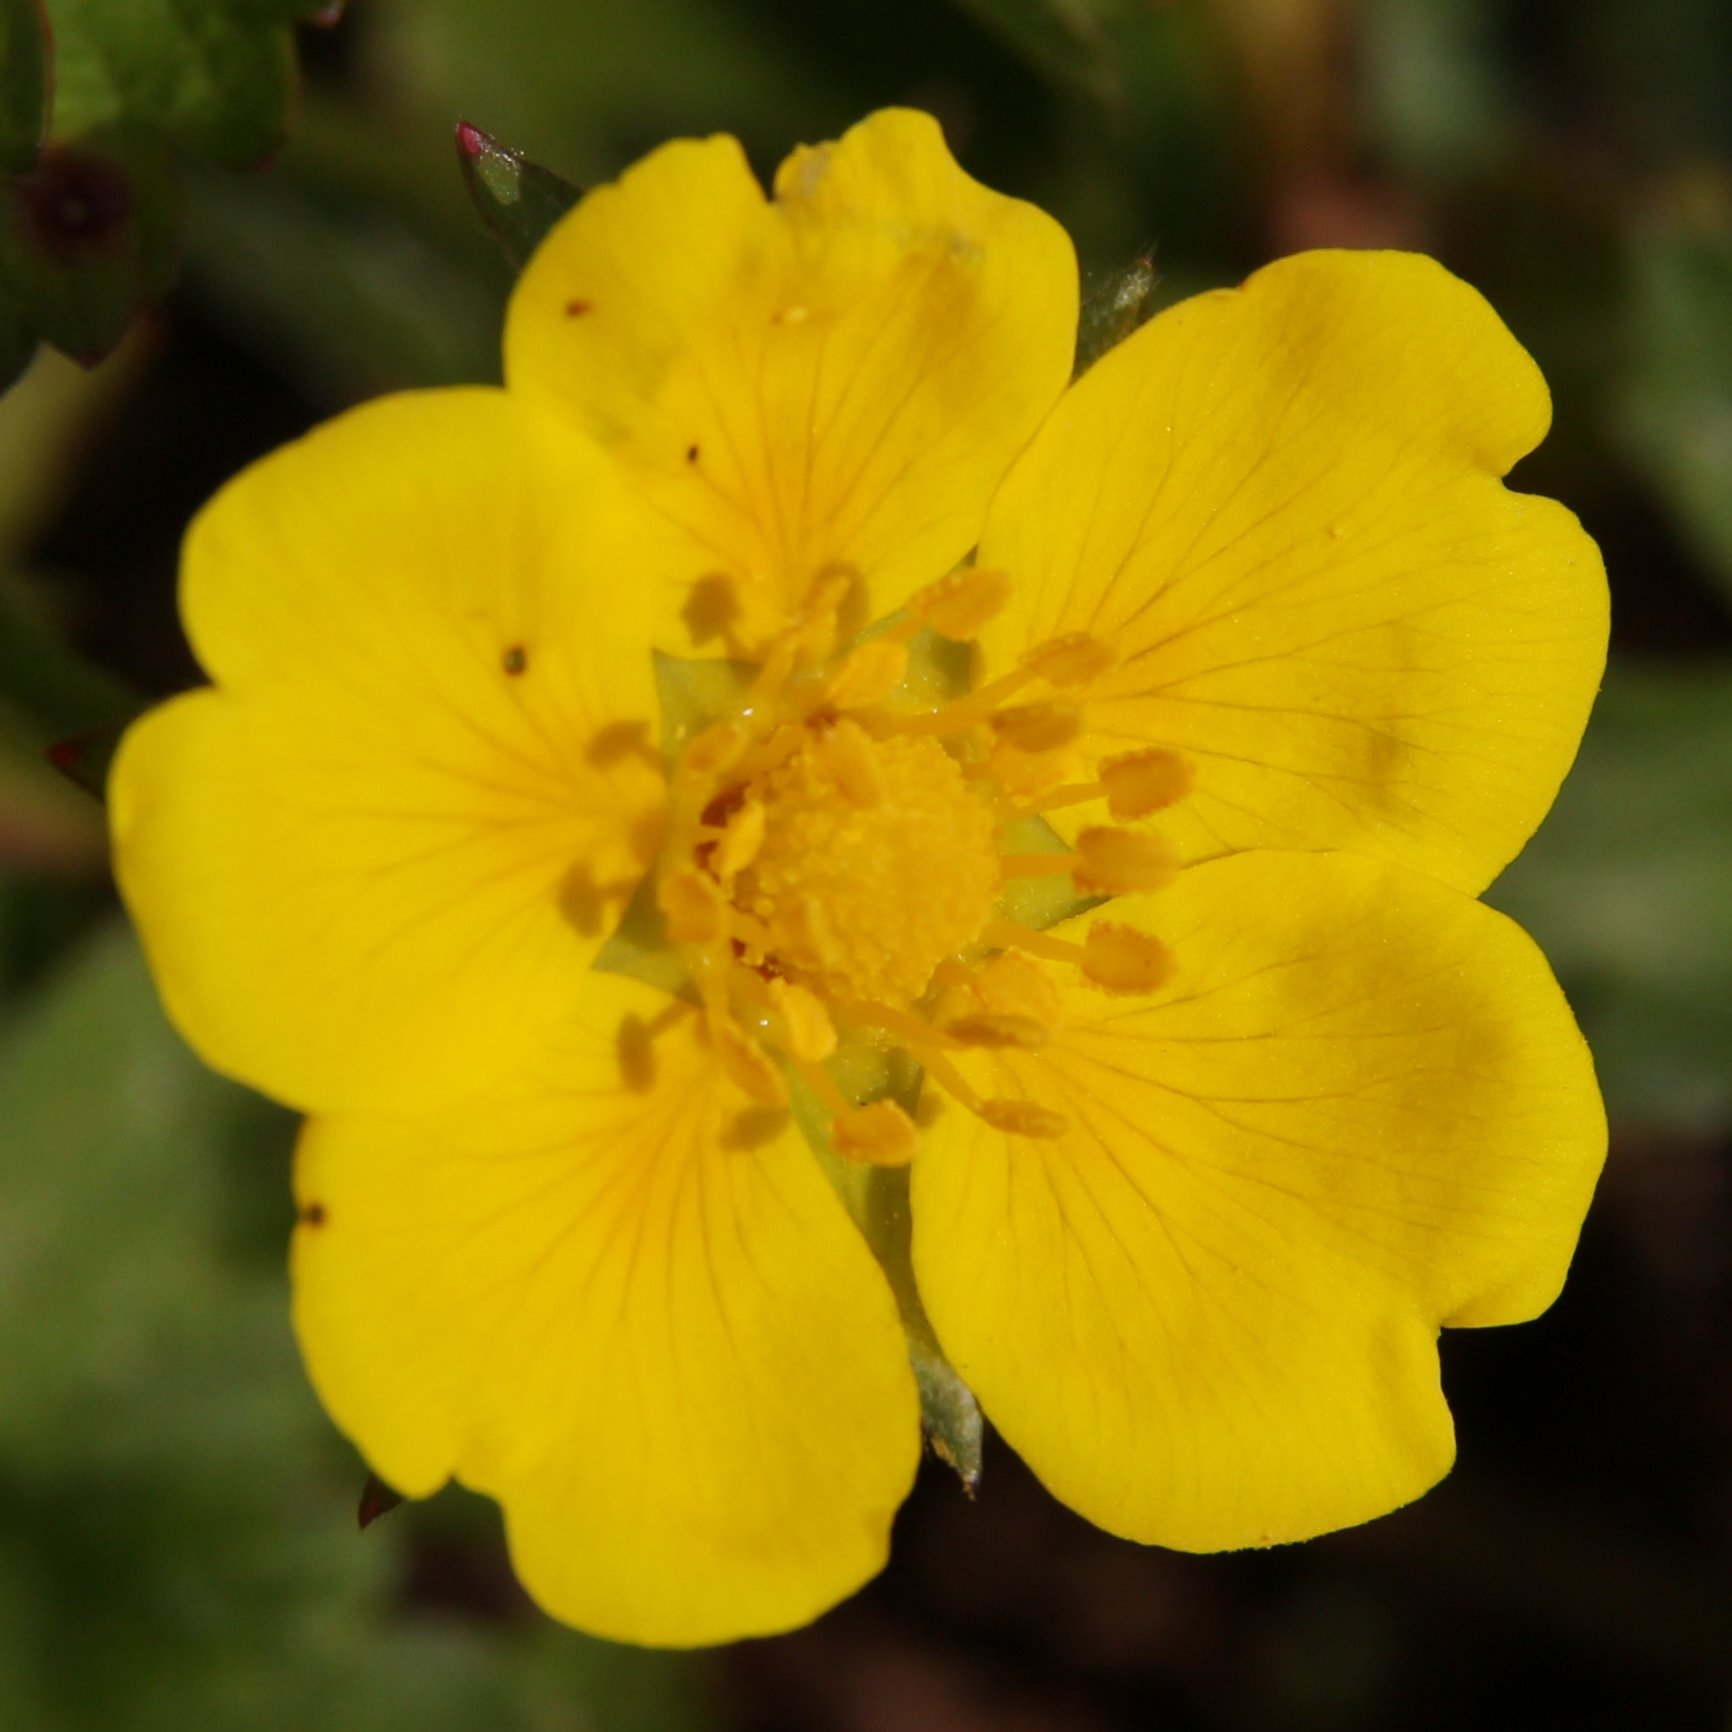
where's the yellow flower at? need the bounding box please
[109,111,1608,1647]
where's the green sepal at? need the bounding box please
[591,873,695,1000]
[1075,253,1158,377]
[909,1337,983,1493]
[356,1472,406,1530]
[454,121,581,270]
[787,1058,985,1491]
[46,715,130,803]
[652,649,754,767]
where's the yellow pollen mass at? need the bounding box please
[735,719,1000,1004]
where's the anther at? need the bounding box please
[658,866,726,943]
[710,800,766,877]
[790,570,858,664]
[681,720,746,781]
[1100,748,1194,818]
[988,740,1074,798]
[998,851,1076,879]
[833,1099,919,1166]
[812,719,884,808]
[981,915,1086,968]
[943,1013,1049,1050]
[973,951,1062,1026]
[768,978,837,1063]
[910,567,1013,641]
[990,702,1083,754]
[826,638,908,709]
[1021,634,1116,688]
[711,1015,787,1107]
[980,1099,1069,1139]
[1082,922,1175,994]
[1072,826,1180,894]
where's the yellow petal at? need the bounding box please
[911,850,1605,1551]
[979,250,1607,895]
[292,972,920,1645]
[110,388,667,1114]
[506,109,1077,641]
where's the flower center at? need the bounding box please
[644,566,1195,1163]
[733,722,1000,1005]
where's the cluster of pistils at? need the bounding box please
[650,557,1197,1157]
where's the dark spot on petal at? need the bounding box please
[502,644,528,676]
[300,1201,328,1228]
[565,298,593,317]
[686,444,700,463]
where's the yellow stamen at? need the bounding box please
[1072,825,1180,894]
[1023,748,1195,821]
[997,851,1076,879]
[1020,634,1116,688]
[1100,748,1194,818]
[1082,922,1175,994]
[982,914,1085,967]
[910,566,1013,641]
[710,1014,787,1107]
[943,1013,1049,1051]
[767,977,838,1063]
[987,740,1075,798]
[681,720,746,781]
[973,951,1062,1026]
[710,799,766,877]
[826,638,908,709]
[811,718,884,809]
[990,702,1082,754]
[833,1098,919,1166]
[658,865,726,943]
[980,1099,1069,1139]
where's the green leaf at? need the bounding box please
[45,0,320,169]
[1611,205,1732,607]
[0,0,48,173]
[1488,665,1732,1133]
[454,121,580,270]
[0,0,334,386]
[0,128,180,364]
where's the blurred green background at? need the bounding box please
[3,0,1732,1727]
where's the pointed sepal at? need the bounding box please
[455,121,581,270]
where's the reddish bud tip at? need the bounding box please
[454,120,488,160]
[357,1473,405,1531]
